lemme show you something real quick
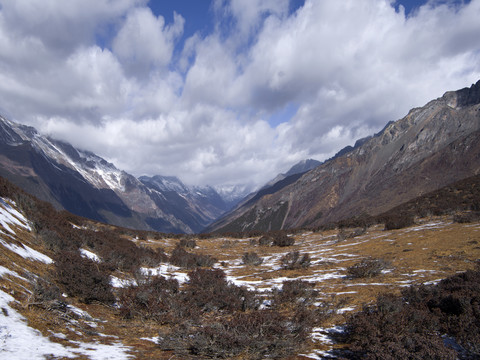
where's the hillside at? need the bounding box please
[209,80,480,233]
[0,176,479,359]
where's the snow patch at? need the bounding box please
[110,276,136,288]
[0,289,133,359]
[0,198,31,234]
[80,248,101,263]
[0,239,52,264]
[140,264,189,284]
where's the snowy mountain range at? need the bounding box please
[0,116,252,233]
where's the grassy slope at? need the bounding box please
[1,209,479,358]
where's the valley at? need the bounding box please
[0,177,479,358]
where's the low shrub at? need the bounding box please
[158,309,311,359]
[182,268,257,313]
[383,213,415,230]
[272,232,295,247]
[280,251,311,270]
[339,269,480,359]
[273,279,317,307]
[258,235,272,246]
[118,275,179,322]
[178,238,197,248]
[169,245,216,269]
[53,250,114,304]
[347,257,389,279]
[242,252,264,266]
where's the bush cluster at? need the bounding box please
[53,250,114,304]
[242,251,264,266]
[158,309,311,359]
[169,245,216,269]
[280,251,311,270]
[382,213,415,230]
[339,268,480,359]
[178,238,196,248]
[118,275,179,322]
[273,279,318,307]
[346,257,390,279]
[117,267,317,359]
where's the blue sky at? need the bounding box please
[0,0,478,187]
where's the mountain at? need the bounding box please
[208,80,480,233]
[261,159,322,190]
[202,159,322,234]
[0,116,236,233]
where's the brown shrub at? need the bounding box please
[242,252,264,266]
[182,268,257,313]
[169,245,216,269]
[53,250,114,304]
[347,257,390,279]
[280,251,311,270]
[272,232,295,247]
[273,279,317,307]
[118,275,179,322]
[178,238,197,248]
[339,269,480,359]
[158,309,311,359]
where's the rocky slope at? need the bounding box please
[209,80,480,233]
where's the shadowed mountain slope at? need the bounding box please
[208,80,480,233]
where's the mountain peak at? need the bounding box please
[444,80,480,109]
[285,159,322,176]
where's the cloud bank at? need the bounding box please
[0,0,479,187]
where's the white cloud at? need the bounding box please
[0,0,144,53]
[112,7,184,76]
[0,0,479,188]
[214,0,289,41]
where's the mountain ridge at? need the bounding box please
[208,80,480,233]
[0,116,247,233]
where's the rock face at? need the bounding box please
[0,117,237,234]
[209,80,480,233]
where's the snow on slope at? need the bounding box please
[0,198,31,234]
[0,288,133,360]
[0,199,134,360]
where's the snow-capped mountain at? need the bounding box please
[0,116,240,233]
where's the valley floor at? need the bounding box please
[1,196,479,359]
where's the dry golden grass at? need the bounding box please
[1,210,479,359]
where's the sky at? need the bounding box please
[0,0,479,189]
